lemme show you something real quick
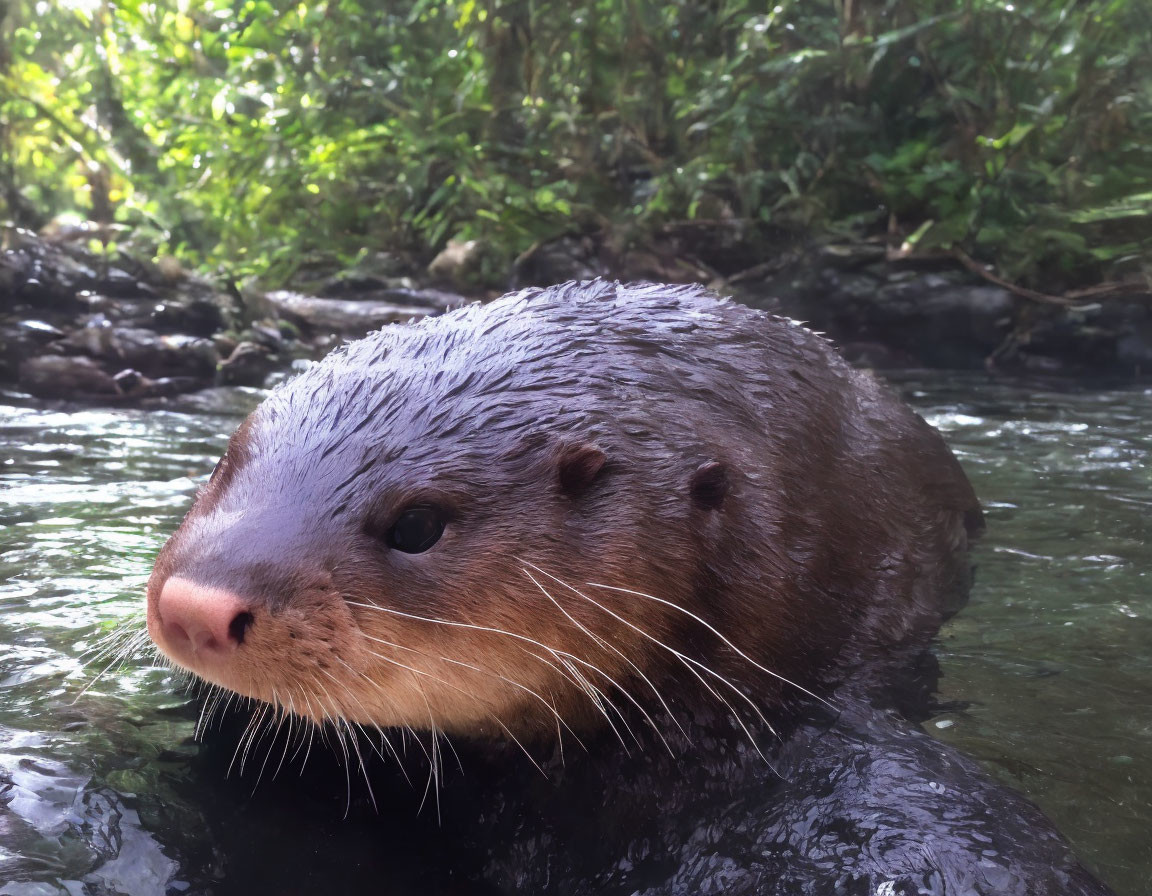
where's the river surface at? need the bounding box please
[0,374,1149,895]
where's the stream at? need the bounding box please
[1,373,1149,895]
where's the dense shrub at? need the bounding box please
[1,0,1149,286]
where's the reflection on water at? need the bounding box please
[1,376,1149,895]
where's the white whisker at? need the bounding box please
[524,568,680,754]
[584,577,835,711]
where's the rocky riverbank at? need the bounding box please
[0,228,464,405]
[507,233,1152,377]
[2,226,1149,408]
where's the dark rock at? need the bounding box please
[139,385,267,416]
[218,341,277,387]
[151,296,226,337]
[838,341,920,370]
[512,235,606,288]
[0,321,68,379]
[98,265,154,298]
[730,243,1152,375]
[18,355,120,399]
[276,319,301,341]
[1116,317,1152,372]
[112,368,145,393]
[3,226,157,305]
[739,261,1016,370]
[79,291,129,318]
[866,280,1015,368]
[212,333,239,358]
[66,286,230,338]
[1001,297,1152,376]
[1,230,87,308]
[16,319,66,342]
[62,326,219,379]
[247,324,284,351]
[112,370,202,398]
[75,292,172,330]
[655,219,764,275]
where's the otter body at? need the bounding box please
[147,280,1112,895]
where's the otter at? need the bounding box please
[146,280,1113,895]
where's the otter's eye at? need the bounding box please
[388,507,445,554]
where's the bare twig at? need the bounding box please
[951,248,1149,307]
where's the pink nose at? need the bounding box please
[153,577,255,666]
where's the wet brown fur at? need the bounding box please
[147,280,982,740]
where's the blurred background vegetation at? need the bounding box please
[1,0,1149,288]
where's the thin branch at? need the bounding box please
[950,247,1151,307]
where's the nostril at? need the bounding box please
[166,619,192,650]
[229,611,255,646]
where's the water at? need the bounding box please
[1,375,1149,895]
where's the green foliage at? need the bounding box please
[1,0,1149,286]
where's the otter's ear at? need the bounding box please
[690,460,729,509]
[556,443,607,496]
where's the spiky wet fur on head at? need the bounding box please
[147,279,981,742]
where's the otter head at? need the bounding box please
[146,283,822,737]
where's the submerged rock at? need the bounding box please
[259,290,440,335]
[139,385,268,415]
[18,355,121,399]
